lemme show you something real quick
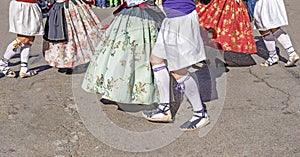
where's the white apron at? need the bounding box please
[9,0,44,36]
[152,10,206,71]
[253,0,288,31]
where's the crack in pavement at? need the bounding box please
[284,67,300,82]
[248,67,291,112]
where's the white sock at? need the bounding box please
[274,30,295,56]
[177,73,204,121]
[152,64,170,104]
[20,45,31,73]
[262,33,277,57]
[0,40,22,66]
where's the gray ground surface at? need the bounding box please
[0,1,300,156]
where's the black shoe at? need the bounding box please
[58,68,73,74]
[100,98,117,104]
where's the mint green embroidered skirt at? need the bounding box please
[82,5,165,105]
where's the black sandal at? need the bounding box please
[19,62,38,78]
[0,58,16,78]
[180,109,209,131]
[142,103,172,122]
[0,66,16,78]
[19,70,38,78]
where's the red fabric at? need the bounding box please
[138,3,147,7]
[82,0,95,5]
[196,0,257,53]
[101,24,110,31]
[113,2,127,16]
[16,0,36,3]
[112,2,147,16]
[47,3,53,9]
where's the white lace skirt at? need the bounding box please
[9,0,44,36]
[253,0,288,31]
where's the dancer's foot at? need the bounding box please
[285,52,299,67]
[100,98,117,105]
[0,58,16,78]
[19,70,38,78]
[142,103,172,122]
[58,68,73,74]
[0,66,16,78]
[260,55,279,67]
[180,109,209,131]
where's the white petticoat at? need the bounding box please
[253,0,288,31]
[152,10,206,71]
[9,0,44,36]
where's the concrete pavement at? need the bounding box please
[0,1,299,156]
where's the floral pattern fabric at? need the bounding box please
[196,0,257,53]
[44,1,103,68]
[82,7,164,105]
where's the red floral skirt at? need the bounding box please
[196,0,256,53]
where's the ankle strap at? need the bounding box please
[153,65,167,72]
[175,74,191,94]
[1,58,9,64]
[21,62,28,67]
[159,103,170,112]
[194,108,205,113]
